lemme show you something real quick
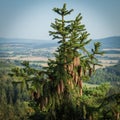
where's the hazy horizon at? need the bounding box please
[0,35,120,41]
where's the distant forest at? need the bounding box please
[0,59,120,119]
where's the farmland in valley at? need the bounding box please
[0,36,120,68]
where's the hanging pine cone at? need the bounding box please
[57,84,61,95]
[76,56,80,66]
[74,74,78,84]
[68,63,74,73]
[73,57,77,67]
[60,80,64,93]
[78,80,82,88]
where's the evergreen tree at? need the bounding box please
[10,3,104,119]
[48,3,103,97]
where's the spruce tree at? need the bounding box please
[49,3,103,97]
[10,3,104,119]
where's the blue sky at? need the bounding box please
[0,0,120,40]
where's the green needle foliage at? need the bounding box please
[48,3,104,97]
[10,3,118,120]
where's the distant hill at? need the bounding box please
[85,36,120,51]
[94,36,120,49]
[0,37,58,48]
[0,36,120,49]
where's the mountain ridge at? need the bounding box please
[93,36,120,49]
